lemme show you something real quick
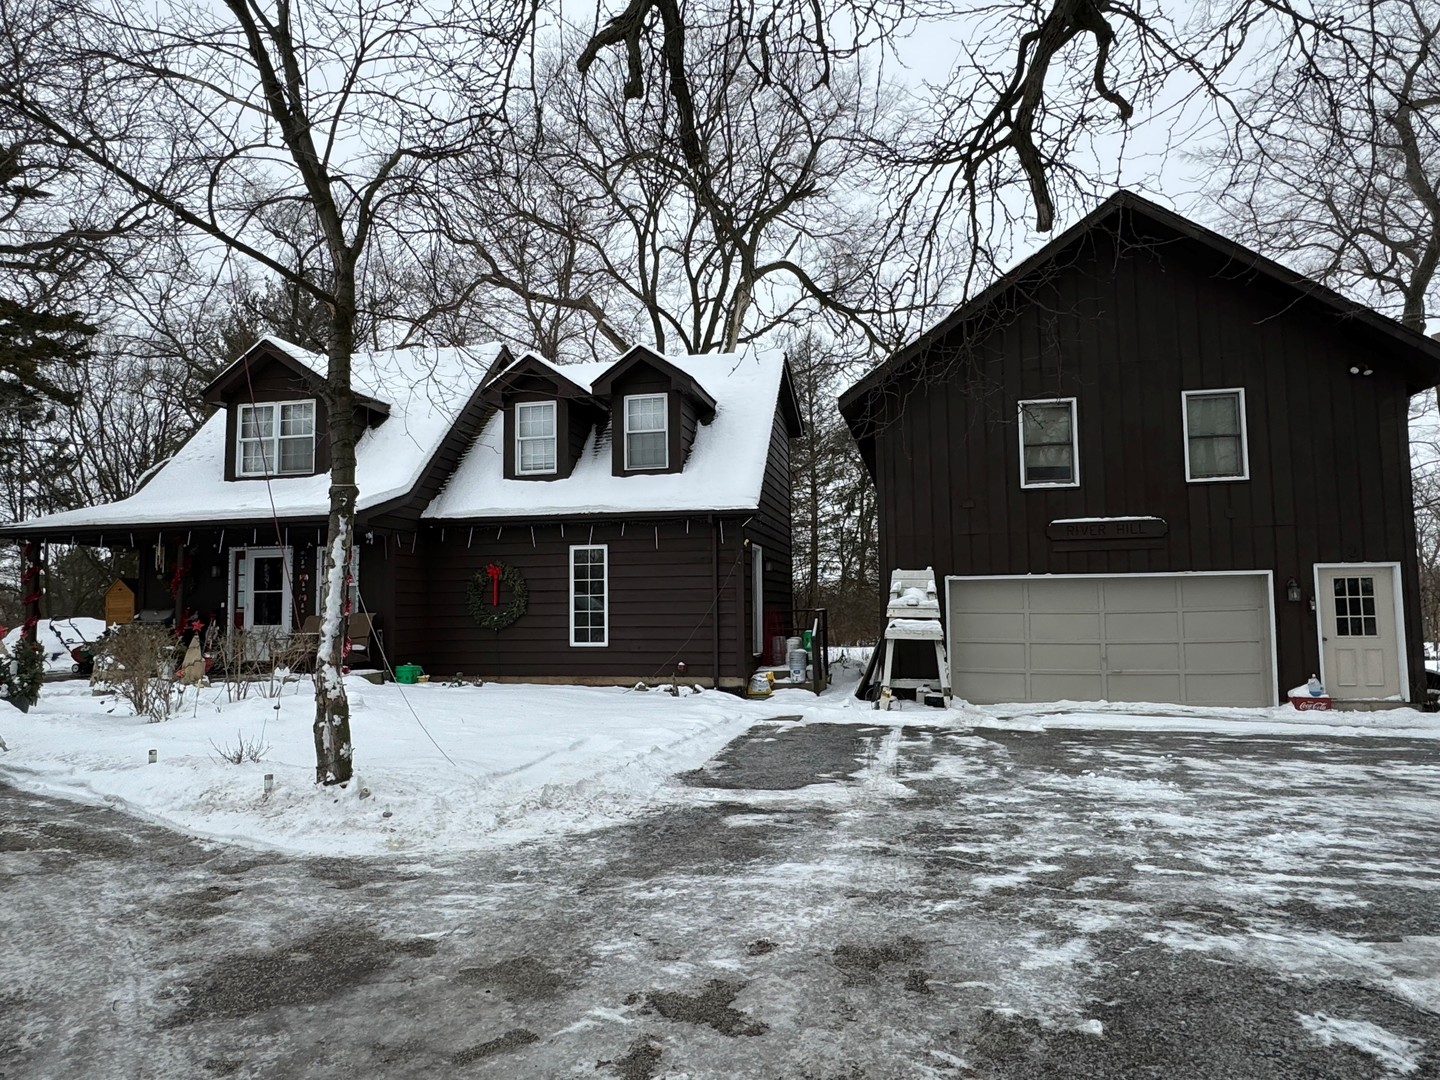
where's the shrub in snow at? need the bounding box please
[91,624,183,722]
[205,626,311,702]
[210,730,271,765]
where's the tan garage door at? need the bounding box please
[947,574,1275,707]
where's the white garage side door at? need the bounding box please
[946,573,1276,708]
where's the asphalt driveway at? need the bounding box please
[3,720,1439,1078]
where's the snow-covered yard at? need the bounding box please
[6,661,1440,1078]
[2,654,1438,856]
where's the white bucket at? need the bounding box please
[788,648,808,682]
[786,636,802,655]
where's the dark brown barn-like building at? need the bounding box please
[839,191,1440,708]
[4,337,801,690]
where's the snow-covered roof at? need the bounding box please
[424,346,787,520]
[9,340,504,532]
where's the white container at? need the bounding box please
[788,648,808,682]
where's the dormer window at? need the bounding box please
[237,400,316,476]
[515,401,558,475]
[624,394,668,470]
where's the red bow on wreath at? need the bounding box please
[485,563,502,606]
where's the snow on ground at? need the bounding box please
[2,617,107,673]
[1298,1013,1425,1075]
[1,643,1438,856]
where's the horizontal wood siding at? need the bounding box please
[869,220,1426,700]
[413,518,749,683]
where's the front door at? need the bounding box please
[232,547,292,658]
[1318,565,1403,699]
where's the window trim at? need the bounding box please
[623,392,669,471]
[514,400,558,476]
[236,398,316,478]
[1181,387,1250,483]
[1017,397,1080,489]
[569,544,609,648]
[751,543,764,657]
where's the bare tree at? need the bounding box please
[1209,0,1440,332]
[2,0,527,784]
[423,24,942,360]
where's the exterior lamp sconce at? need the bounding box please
[1286,578,1302,603]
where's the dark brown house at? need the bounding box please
[839,191,1440,708]
[4,338,801,690]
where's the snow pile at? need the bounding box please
[0,677,794,854]
[2,617,107,673]
[954,698,1440,740]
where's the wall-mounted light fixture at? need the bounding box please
[1286,577,1302,603]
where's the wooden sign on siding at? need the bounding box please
[1047,517,1168,542]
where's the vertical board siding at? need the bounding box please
[868,219,1426,700]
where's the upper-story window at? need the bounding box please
[1183,388,1249,482]
[515,401,558,475]
[1018,398,1079,488]
[624,393,668,470]
[238,400,315,476]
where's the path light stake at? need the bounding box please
[264,773,274,796]
[148,749,157,764]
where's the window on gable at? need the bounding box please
[515,401,557,475]
[1183,389,1248,481]
[1018,398,1078,488]
[238,400,315,477]
[624,393,668,470]
[570,545,608,646]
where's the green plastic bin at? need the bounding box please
[394,663,424,684]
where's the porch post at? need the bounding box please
[173,536,184,624]
[19,539,42,644]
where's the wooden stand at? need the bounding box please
[876,567,952,710]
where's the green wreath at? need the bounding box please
[467,562,529,631]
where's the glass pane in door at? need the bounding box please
[251,556,285,626]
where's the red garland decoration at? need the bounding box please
[19,542,40,637]
[168,555,192,598]
[485,563,502,606]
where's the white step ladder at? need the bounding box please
[877,567,952,710]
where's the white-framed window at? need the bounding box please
[1182,388,1249,482]
[237,400,316,476]
[570,544,608,646]
[515,400,558,475]
[1018,397,1079,488]
[624,393,668,470]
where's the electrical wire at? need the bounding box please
[356,586,458,768]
